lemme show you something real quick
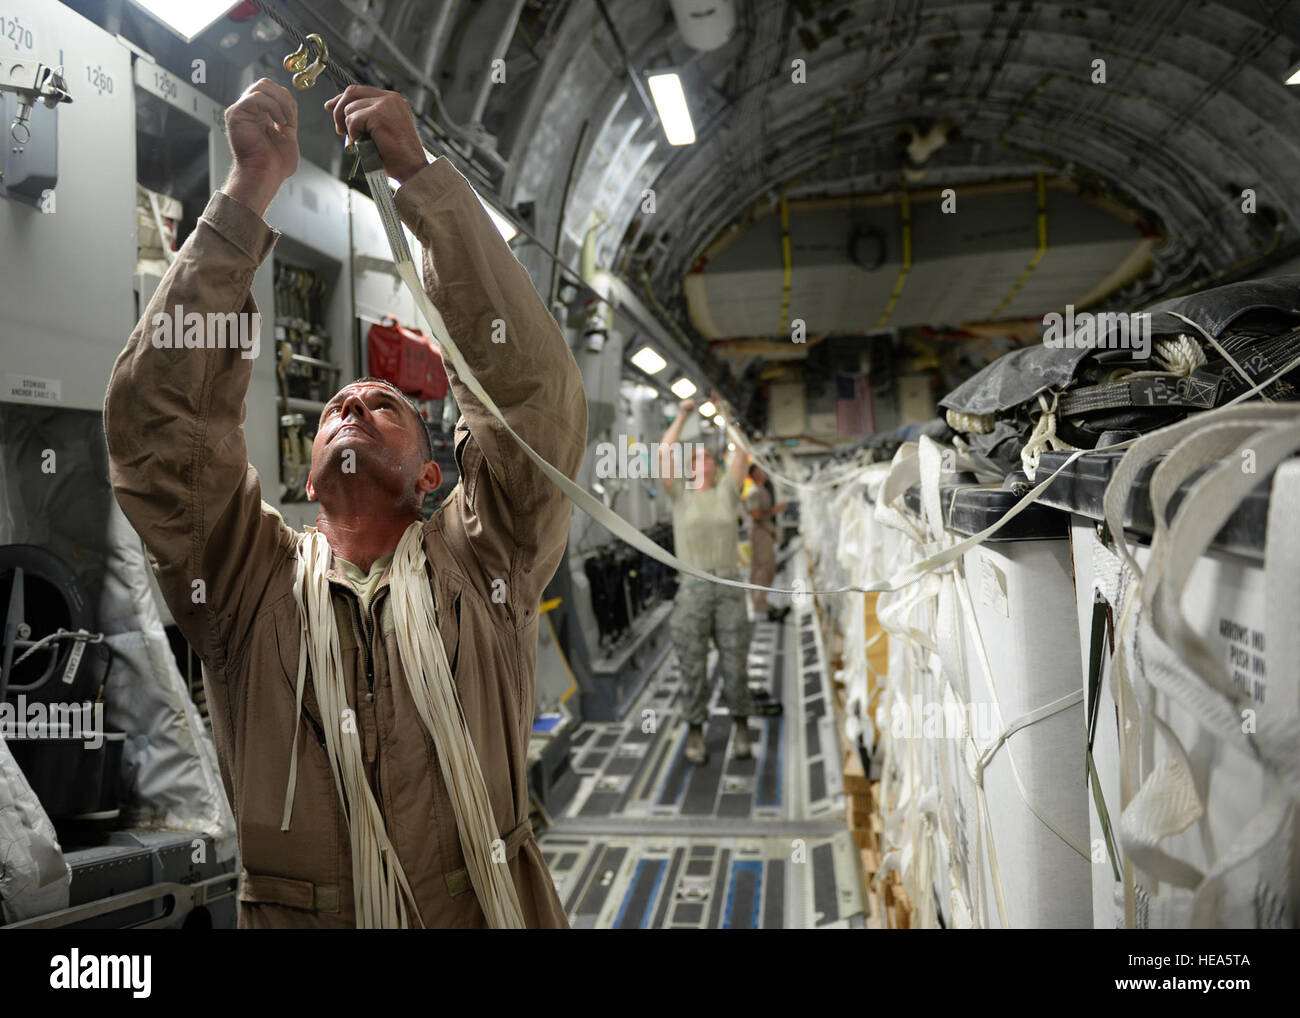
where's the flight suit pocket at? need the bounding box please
[235,597,340,892]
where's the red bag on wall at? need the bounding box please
[398,330,432,395]
[367,317,450,400]
[367,315,407,387]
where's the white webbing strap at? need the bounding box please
[377,164,1116,600]
[1109,411,1300,790]
[284,530,421,927]
[281,525,526,928]
[1101,405,1300,925]
[1262,458,1300,801]
[388,525,526,928]
[1116,711,1206,890]
[1189,784,1294,927]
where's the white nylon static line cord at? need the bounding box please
[364,148,1300,602]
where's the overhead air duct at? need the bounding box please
[668,0,736,52]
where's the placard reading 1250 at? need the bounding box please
[0,14,34,51]
[153,68,178,101]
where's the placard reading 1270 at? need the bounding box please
[0,15,34,52]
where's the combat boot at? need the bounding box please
[685,724,709,765]
[732,717,753,760]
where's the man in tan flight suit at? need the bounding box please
[745,464,788,621]
[104,80,586,927]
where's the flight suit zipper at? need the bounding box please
[449,593,462,676]
[346,591,383,812]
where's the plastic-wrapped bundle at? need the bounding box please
[941,276,1300,482]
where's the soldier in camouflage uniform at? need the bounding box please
[670,576,755,736]
[659,398,781,766]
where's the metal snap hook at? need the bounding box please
[283,39,313,73]
[289,34,329,90]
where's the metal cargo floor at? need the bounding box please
[539,599,863,929]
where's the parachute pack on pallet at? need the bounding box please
[941,276,1300,483]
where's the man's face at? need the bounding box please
[305,382,438,505]
[752,466,767,486]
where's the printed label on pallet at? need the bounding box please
[1219,616,1266,703]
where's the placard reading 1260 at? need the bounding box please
[0,14,34,51]
[86,64,113,96]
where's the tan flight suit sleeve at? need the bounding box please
[394,158,588,622]
[104,190,295,673]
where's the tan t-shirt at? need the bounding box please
[667,473,742,575]
[336,553,394,623]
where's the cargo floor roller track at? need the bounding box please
[539,566,864,929]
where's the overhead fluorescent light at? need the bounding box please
[713,414,725,427]
[647,72,696,146]
[698,400,717,417]
[670,377,697,398]
[1287,62,1300,85]
[128,0,239,43]
[630,346,668,375]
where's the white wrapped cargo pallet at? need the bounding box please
[833,464,892,750]
[873,438,1093,927]
[1038,405,1300,929]
[872,441,966,928]
[948,528,1091,928]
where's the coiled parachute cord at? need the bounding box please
[945,409,997,435]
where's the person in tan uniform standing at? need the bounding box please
[104,80,586,927]
[745,464,788,621]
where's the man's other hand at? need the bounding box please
[324,86,429,185]
[223,78,299,216]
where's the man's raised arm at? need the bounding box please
[327,87,588,616]
[104,80,298,667]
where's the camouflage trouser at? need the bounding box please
[670,577,754,726]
